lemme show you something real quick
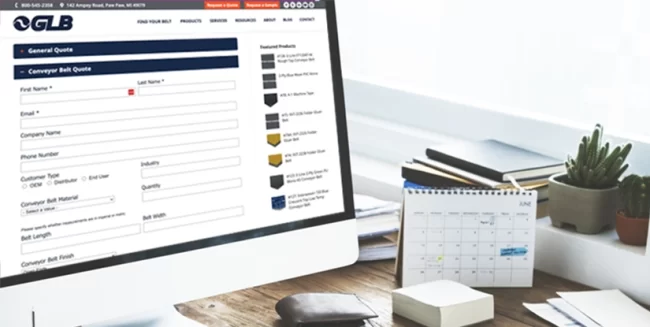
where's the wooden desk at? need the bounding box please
[176,260,596,326]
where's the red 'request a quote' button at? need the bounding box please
[204,1,241,9]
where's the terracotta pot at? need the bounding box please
[616,211,649,246]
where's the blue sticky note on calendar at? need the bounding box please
[500,247,528,256]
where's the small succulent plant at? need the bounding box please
[565,124,632,189]
[619,174,650,219]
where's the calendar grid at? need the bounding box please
[402,190,536,288]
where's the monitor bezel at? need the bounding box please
[0,0,354,289]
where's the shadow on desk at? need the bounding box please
[176,260,595,327]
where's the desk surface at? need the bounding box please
[176,260,597,326]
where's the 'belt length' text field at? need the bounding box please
[21,224,141,254]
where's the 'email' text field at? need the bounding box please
[20,102,237,129]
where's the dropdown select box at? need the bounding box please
[21,196,115,217]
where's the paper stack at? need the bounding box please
[524,289,650,327]
[354,194,400,262]
[392,279,494,327]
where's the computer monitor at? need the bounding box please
[0,0,357,326]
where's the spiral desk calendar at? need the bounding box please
[395,187,537,288]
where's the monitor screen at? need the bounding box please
[0,0,352,288]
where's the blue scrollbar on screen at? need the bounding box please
[14,56,239,80]
[14,38,238,59]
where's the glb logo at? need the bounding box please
[13,15,73,31]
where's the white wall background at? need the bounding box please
[335,0,650,139]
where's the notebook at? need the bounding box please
[401,160,473,188]
[399,187,537,288]
[404,160,550,202]
[425,139,564,182]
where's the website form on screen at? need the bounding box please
[0,0,344,284]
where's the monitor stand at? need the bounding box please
[84,306,205,327]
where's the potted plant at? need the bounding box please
[548,124,632,234]
[616,174,650,246]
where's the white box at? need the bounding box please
[392,279,494,327]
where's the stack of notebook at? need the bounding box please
[402,139,565,217]
[354,194,401,262]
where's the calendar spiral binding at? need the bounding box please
[405,186,536,197]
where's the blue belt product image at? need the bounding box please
[272,195,286,210]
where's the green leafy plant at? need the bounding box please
[564,124,632,189]
[619,174,650,218]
